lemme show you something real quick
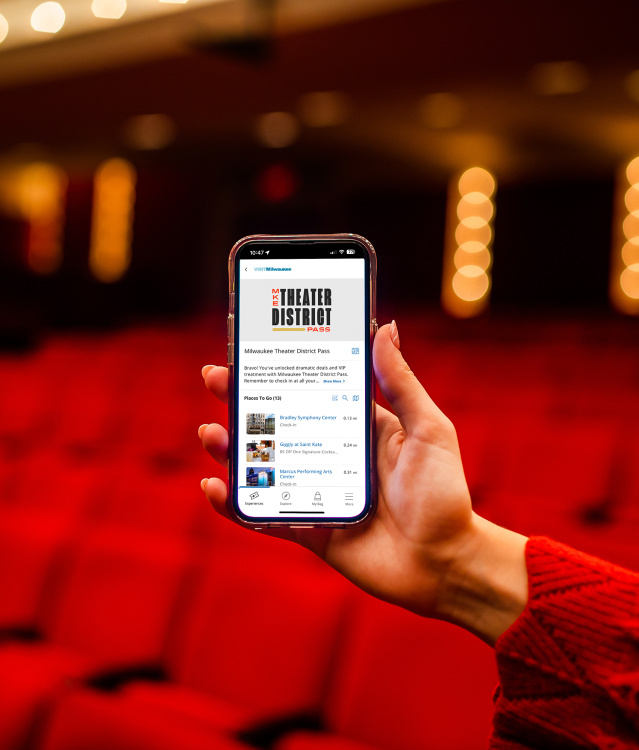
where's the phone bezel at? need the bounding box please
[227,234,377,528]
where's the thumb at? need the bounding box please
[373,321,448,439]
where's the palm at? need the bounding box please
[201,324,474,620]
[289,403,473,618]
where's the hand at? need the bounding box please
[200,322,528,645]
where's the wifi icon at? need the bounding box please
[339,249,344,255]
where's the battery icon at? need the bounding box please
[346,249,356,254]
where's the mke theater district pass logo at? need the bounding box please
[271,288,332,332]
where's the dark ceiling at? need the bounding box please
[0,0,638,182]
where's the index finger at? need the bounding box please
[202,365,229,404]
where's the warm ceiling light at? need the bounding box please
[0,14,8,44]
[462,191,491,205]
[443,167,496,317]
[458,167,495,198]
[529,61,588,95]
[620,264,639,299]
[622,241,639,267]
[459,240,487,254]
[622,212,639,241]
[0,162,68,275]
[90,158,136,283]
[454,246,491,271]
[31,2,66,34]
[454,221,492,248]
[457,194,494,223]
[159,0,189,4]
[419,93,466,129]
[256,112,300,149]
[624,70,639,104]
[626,156,639,187]
[298,91,351,128]
[451,266,490,302]
[92,0,127,20]
[121,114,176,150]
[624,185,639,213]
[610,156,639,314]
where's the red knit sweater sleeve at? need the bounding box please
[490,536,639,750]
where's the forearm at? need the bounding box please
[434,514,529,646]
[491,536,639,747]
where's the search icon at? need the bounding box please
[342,395,348,401]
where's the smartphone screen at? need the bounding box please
[228,235,376,526]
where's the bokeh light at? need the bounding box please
[454,245,491,271]
[92,0,127,20]
[121,114,176,150]
[621,241,639,267]
[298,92,351,128]
[0,14,9,44]
[529,61,589,95]
[89,158,136,283]
[458,167,495,198]
[443,166,497,317]
[0,162,67,274]
[31,2,66,34]
[418,93,466,129]
[455,221,492,248]
[620,264,639,299]
[611,156,639,313]
[452,266,490,302]
[626,156,639,187]
[255,112,300,149]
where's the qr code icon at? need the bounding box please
[352,347,359,355]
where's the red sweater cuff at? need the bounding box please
[491,536,639,749]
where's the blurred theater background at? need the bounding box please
[1,0,639,748]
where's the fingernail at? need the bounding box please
[390,320,400,350]
[198,424,208,439]
[202,365,215,379]
[200,478,209,491]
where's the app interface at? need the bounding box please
[235,249,369,520]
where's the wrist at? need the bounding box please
[434,514,529,646]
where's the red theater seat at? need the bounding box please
[96,463,205,535]
[489,417,618,511]
[274,594,497,750]
[42,525,194,669]
[278,734,379,750]
[1,448,103,517]
[38,547,351,749]
[40,689,254,750]
[0,358,50,446]
[155,550,349,723]
[0,508,74,633]
[0,525,194,750]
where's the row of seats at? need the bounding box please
[0,505,499,750]
[0,310,638,750]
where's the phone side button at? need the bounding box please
[289,525,314,528]
[227,342,234,365]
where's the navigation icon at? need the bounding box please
[281,491,291,500]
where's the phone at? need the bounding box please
[227,234,377,528]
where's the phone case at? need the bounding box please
[227,233,377,528]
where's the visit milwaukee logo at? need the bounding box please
[271,288,332,332]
